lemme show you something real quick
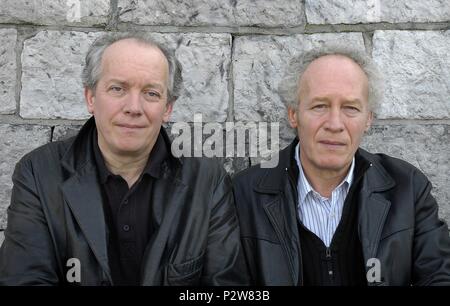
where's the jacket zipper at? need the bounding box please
[326,247,334,283]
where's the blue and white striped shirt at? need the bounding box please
[294,143,355,247]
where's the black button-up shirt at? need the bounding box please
[93,130,167,285]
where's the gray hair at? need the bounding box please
[279,46,383,114]
[82,32,182,104]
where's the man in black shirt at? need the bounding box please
[93,131,166,285]
[0,33,248,286]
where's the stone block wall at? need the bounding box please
[0,0,449,244]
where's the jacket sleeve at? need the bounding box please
[412,170,450,285]
[200,169,250,285]
[0,157,60,285]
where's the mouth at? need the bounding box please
[318,140,346,148]
[116,123,147,130]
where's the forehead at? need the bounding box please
[300,54,368,91]
[100,39,169,75]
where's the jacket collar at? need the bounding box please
[254,138,396,195]
[61,117,181,176]
[254,138,298,194]
[59,117,182,284]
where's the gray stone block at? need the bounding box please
[0,28,17,114]
[362,124,450,224]
[20,31,102,120]
[0,124,51,229]
[0,230,4,246]
[20,31,231,122]
[52,124,83,142]
[157,33,231,122]
[0,0,109,26]
[118,0,304,27]
[373,30,450,119]
[306,0,450,24]
[233,0,304,27]
[233,32,366,122]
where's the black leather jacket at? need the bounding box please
[0,117,248,286]
[233,139,450,286]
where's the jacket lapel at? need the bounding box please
[357,150,395,267]
[59,117,112,282]
[61,165,112,282]
[140,164,188,285]
[264,194,300,285]
[256,142,301,285]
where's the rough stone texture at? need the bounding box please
[20,31,230,122]
[0,28,17,114]
[154,33,231,122]
[0,124,51,229]
[118,0,304,27]
[20,31,102,120]
[0,231,4,246]
[373,30,450,119]
[233,32,366,122]
[362,124,450,224]
[0,0,109,26]
[306,0,450,24]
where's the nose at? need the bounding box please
[123,91,143,116]
[323,107,344,132]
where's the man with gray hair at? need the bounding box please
[0,33,248,286]
[233,47,450,285]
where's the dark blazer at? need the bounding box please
[0,117,248,286]
[233,139,450,286]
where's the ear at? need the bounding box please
[162,102,173,123]
[365,111,373,132]
[287,106,298,129]
[84,87,95,114]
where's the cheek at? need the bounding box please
[347,123,367,142]
[145,105,169,120]
[298,118,321,138]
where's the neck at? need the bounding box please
[300,156,351,199]
[98,143,151,188]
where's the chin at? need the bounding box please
[317,158,350,172]
[114,142,144,154]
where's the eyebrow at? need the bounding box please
[311,97,363,104]
[106,79,165,92]
[343,99,363,105]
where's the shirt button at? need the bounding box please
[123,225,130,232]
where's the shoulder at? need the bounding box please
[360,149,431,190]
[15,137,74,172]
[177,157,230,186]
[232,163,269,189]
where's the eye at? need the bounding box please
[108,85,124,94]
[147,91,160,97]
[144,90,162,100]
[312,104,327,110]
[344,106,360,112]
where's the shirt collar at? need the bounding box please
[93,129,167,184]
[294,142,355,202]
